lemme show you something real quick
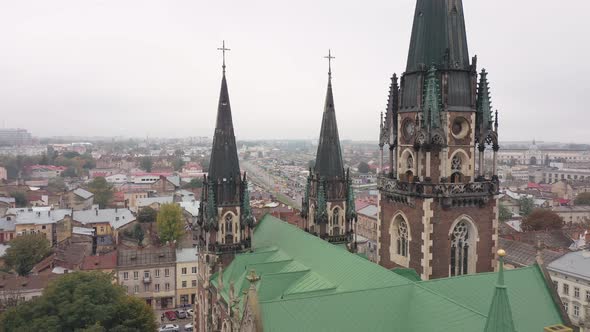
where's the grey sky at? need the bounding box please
[1,1,589,142]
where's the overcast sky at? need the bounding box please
[1,1,589,142]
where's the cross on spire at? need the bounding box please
[324,49,335,78]
[217,40,231,74]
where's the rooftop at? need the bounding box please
[14,209,71,225]
[176,247,198,263]
[72,188,94,200]
[81,251,117,271]
[137,196,173,207]
[548,251,590,280]
[73,208,135,229]
[118,246,176,268]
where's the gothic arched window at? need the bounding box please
[407,155,414,170]
[451,154,463,183]
[450,220,470,276]
[397,219,409,257]
[225,214,233,233]
[332,207,340,226]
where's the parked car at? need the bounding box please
[164,311,177,321]
[184,323,194,331]
[186,309,194,317]
[159,324,179,332]
[175,309,187,319]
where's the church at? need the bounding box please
[193,0,572,331]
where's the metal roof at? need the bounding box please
[73,208,135,229]
[73,188,94,200]
[548,251,590,280]
[176,247,198,263]
[313,76,344,179]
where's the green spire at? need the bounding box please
[476,68,493,132]
[422,65,442,128]
[484,249,516,332]
[206,182,218,230]
[345,169,356,222]
[241,174,255,228]
[315,178,328,224]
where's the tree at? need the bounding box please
[173,157,185,171]
[139,157,153,172]
[499,204,512,222]
[9,192,27,208]
[63,151,80,159]
[182,178,203,189]
[137,207,157,223]
[86,177,113,208]
[133,224,144,246]
[519,196,535,217]
[522,208,564,231]
[575,192,590,206]
[358,161,370,174]
[5,234,52,276]
[0,272,156,331]
[62,167,77,178]
[47,177,67,193]
[157,203,185,243]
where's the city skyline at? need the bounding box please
[1,0,589,142]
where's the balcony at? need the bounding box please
[143,276,152,284]
[377,176,499,199]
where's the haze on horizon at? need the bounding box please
[1,1,589,143]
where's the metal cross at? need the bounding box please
[324,49,335,77]
[217,40,231,73]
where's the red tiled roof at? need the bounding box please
[81,251,117,270]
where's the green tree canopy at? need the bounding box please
[47,177,67,193]
[358,161,370,174]
[139,157,153,172]
[499,204,512,222]
[137,206,157,223]
[173,158,185,171]
[518,196,535,217]
[157,203,185,243]
[5,234,52,276]
[9,192,27,208]
[0,272,157,331]
[86,177,114,208]
[522,208,564,231]
[182,178,203,189]
[575,192,590,206]
[133,224,145,246]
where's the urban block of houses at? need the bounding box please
[135,196,174,212]
[117,246,177,309]
[60,188,94,210]
[176,247,198,307]
[26,165,67,179]
[553,206,590,225]
[72,208,136,242]
[0,274,59,309]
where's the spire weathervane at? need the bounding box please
[217,40,231,74]
[324,49,335,78]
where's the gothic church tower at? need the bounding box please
[301,51,356,246]
[377,0,500,280]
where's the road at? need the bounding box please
[241,160,303,209]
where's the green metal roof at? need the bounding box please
[213,215,565,331]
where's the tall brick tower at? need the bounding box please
[377,0,500,280]
[195,41,255,332]
[301,50,357,247]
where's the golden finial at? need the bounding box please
[497,249,506,257]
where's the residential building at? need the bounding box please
[548,251,590,329]
[356,204,378,262]
[135,196,174,212]
[0,274,59,310]
[176,247,198,306]
[553,206,590,225]
[12,209,72,245]
[73,208,136,242]
[26,165,66,179]
[123,191,149,211]
[60,188,94,210]
[0,197,16,216]
[81,250,117,274]
[117,246,176,309]
[0,216,16,243]
[0,128,33,147]
[537,167,590,184]
[0,167,7,181]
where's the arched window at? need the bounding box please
[451,154,463,183]
[407,155,414,170]
[225,214,233,233]
[332,207,340,226]
[450,220,470,276]
[396,219,408,257]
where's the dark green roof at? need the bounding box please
[391,267,422,281]
[213,215,564,331]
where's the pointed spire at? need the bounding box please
[381,74,399,146]
[208,41,240,183]
[315,50,345,179]
[484,249,516,332]
[406,0,470,71]
[422,65,442,128]
[476,68,493,132]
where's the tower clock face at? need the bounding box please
[403,120,415,140]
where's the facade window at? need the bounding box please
[165,269,170,277]
[133,271,139,280]
[155,284,160,292]
[192,280,197,287]
[575,287,580,298]
[586,290,590,302]
[144,271,150,278]
[134,285,139,294]
[100,227,104,232]
[396,219,409,257]
[165,283,170,291]
[553,281,558,289]
[574,304,580,317]
[144,284,149,292]
[563,284,569,295]
[192,267,197,274]
[155,269,160,278]
[564,302,568,313]
[450,220,470,276]
[182,281,187,288]
[182,267,187,275]
[123,272,129,280]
